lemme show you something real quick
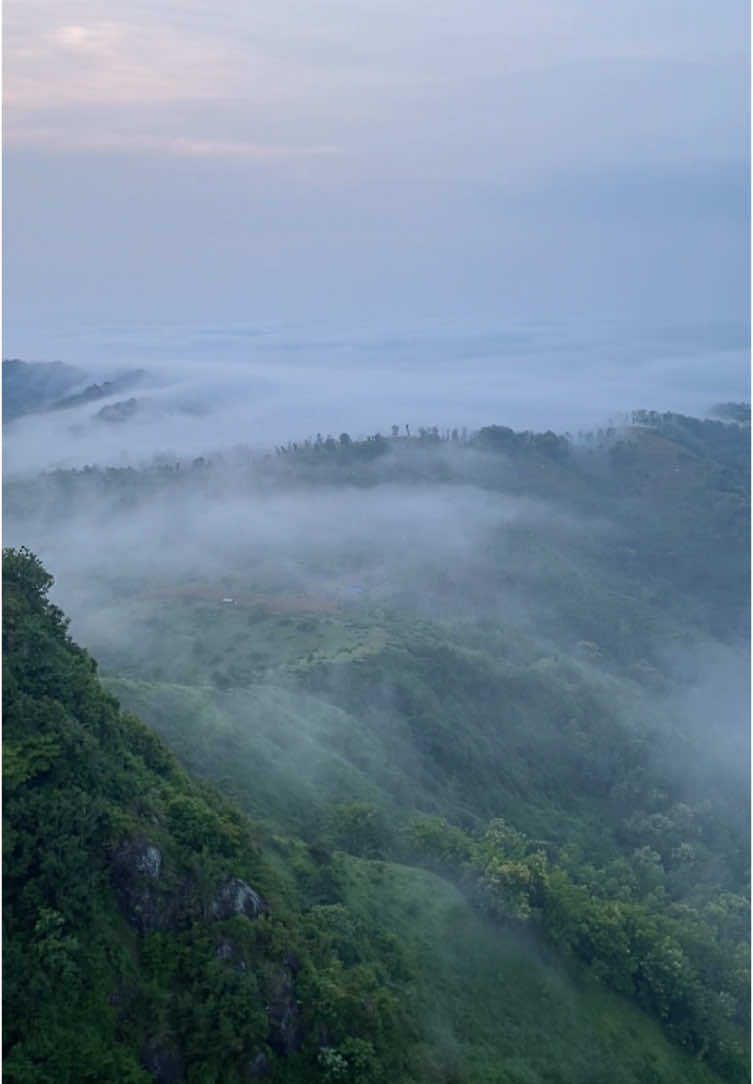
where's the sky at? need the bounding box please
[3,0,750,339]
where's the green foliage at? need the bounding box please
[472,820,750,1081]
[398,814,473,871]
[320,802,391,859]
[318,1037,379,1083]
[3,732,63,787]
[2,549,422,1081]
[3,406,749,1083]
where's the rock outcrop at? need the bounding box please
[210,878,267,922]
[111,838,167,932]
[265,966,303,1056]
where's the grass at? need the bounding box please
[333,856,726,1084]
[101,658,739,1084]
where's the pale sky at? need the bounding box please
[3,0,750,334]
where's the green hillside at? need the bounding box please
[3,547,743,1084]
[3,410,749,1082]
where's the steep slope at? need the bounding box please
[2,548,417,1083]
[4,550,743,1084]
[3,410,749,1082]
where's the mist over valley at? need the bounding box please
[3,342,750,1081]
[3,320,749,475]
[3,0,749,1076]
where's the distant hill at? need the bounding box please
[2,359,147,423]
[2,358,86,422]
[94,396,143,424]
[707,402,751,425]
[49,368,148,411]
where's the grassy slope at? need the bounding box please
[5,414,749,1082]
[3,552,421,1083]
[7,547,731,1084]
[338,858,721,1084]
[102,591,743,868]
[104,657,741,1084]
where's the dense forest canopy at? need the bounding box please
[3,405,750,1083]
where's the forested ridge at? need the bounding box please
[3,408,749,1083]
[3,548,423,1082]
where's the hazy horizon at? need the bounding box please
[4,0,749,345]
[3,317,750,477]
[3,1,749,467]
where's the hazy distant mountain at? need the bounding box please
[92,395,214,425]
[93,397,143,424]
[708,402,751,425]
[2,359,150,424]
[2,358,86,422]
[49,368,148,411]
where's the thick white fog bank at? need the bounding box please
[3,477,588,601]
[3,461,616,664]
[3,320,749,476]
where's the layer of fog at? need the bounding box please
[5,468,604,639]
[5,417,748,856]
[660,641,751,786]
[4,320,749,476]
[6,442,746,696]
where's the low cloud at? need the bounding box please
[2,323,748,477]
